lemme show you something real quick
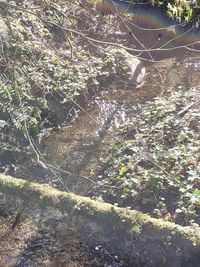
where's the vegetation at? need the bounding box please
[93,0,200,25]
[0,0,114,162]
[152,0,200,24]
[0,0,199,162]
[0,0,200,266]
[95,89,200,225]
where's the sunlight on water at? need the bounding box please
[185,60,200,70]
[94,98,129,133]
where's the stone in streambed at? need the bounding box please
[105,48,146,89]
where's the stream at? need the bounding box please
[1,55,199,267]
[1,3,200,266]
[39,58,185,194]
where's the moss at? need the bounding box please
[0,173,199,248]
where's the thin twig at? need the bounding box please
[178,102,194,116]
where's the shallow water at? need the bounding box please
[2,56,199,267]
[40,56,196,195]
[1,3,200,266]
[15,54,198,267]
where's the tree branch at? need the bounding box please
[0,1,200,54]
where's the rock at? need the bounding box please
[106,48,145,89]
[124,53,146,88]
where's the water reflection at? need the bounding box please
[98,1,200,61]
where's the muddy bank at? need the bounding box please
[0,195,105,267]
[1,174,200,267]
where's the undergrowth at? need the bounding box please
[0,0,113,161]
[95,89,200,225]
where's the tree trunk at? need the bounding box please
[0,173,199,267]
